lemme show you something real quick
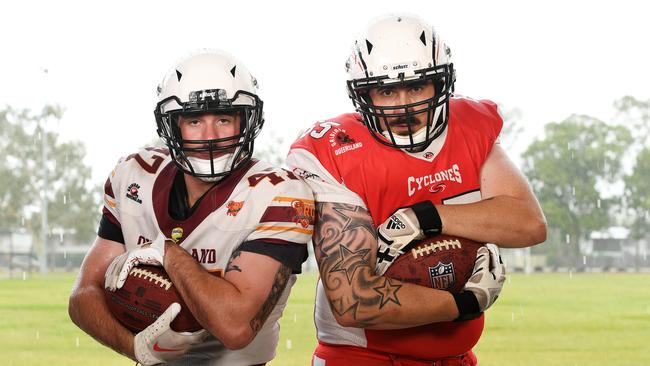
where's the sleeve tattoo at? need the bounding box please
[314,202,403,325]
[249,264,292,333]
[225,250,242,273]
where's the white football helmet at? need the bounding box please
[345,14,455,150]
[155,49,264,181]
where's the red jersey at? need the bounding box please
[286,97,503,360]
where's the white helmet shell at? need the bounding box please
[157,49,259,114]
[154,49,264,182]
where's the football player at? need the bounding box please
[287,14,546,365]
[69,49,314,365]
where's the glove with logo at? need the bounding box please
[134,302,208,366]
[452,244,506,321]
[105,232,170,291]
[375,201,442,275]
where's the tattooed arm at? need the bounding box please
[316,202,460,329]
[164,243,292,350]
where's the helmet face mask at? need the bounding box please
[345,15,455,151]
[154,50,264,182]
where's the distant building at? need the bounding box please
[586,227,648,270]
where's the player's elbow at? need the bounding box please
[333,313,357,328]
[526,215,547,245]
[208,322,254,350]
[68,290,84,327]
[334,311,391,329]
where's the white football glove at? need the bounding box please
[374,207,425,275]
[463,244,506,312]
[105,232,169,291]
[134,302,208,366]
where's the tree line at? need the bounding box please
[0,96,648,270]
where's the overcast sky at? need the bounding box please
[2,0,649,183]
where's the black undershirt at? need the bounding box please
[97,171,307,273]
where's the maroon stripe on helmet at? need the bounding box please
[153,159,258,244]
[102,207,121,228]
[104,177,115,198]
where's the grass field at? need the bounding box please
[1,272,649,365]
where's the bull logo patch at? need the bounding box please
[291,200,315,228]
[429,262,455,290]
[226,201,244,216]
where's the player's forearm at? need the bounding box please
[163,244,256,349]
[68,286,135,360]
[436,196,547,247]
[322,265,458,329]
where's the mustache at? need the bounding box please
[387,116,419,127]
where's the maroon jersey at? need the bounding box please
[286,97,503,359]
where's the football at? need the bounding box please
[104,265,203,333]
[385,234,483,293]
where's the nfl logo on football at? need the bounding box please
[429,262,455,290]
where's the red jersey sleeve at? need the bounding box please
[287,117,367,207]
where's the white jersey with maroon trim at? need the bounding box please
[286,97,503,360]
[103,147,314,366]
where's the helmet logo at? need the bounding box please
[189,89,226,103]
[391,63,410,71]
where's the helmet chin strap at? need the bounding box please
[185,154,234,182]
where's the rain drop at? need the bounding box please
[293,314,297,323]
[572,186,576,196]
[286,339,293,349]
[63,195,67,205]
[76,337,80,347]
[597,199,601,208]
[36,331,40,340]
[566,234,570,244]
[569,270,573,279]
[511,312,515,322]
[583,256,587,265]
[22,271,27,280]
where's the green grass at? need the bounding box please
[1,272,649,365]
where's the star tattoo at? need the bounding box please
[332,204,376,237]
[373,278,402,308]
[330,297,360,318]
[330,245,371,284]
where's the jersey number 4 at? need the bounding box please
[248,170,299,187]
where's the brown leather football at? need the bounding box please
[104,265,203,332]
[384,234,483,293]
